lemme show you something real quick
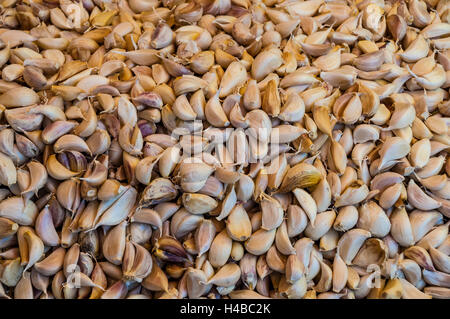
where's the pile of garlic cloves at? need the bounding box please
[0,0,449,299]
